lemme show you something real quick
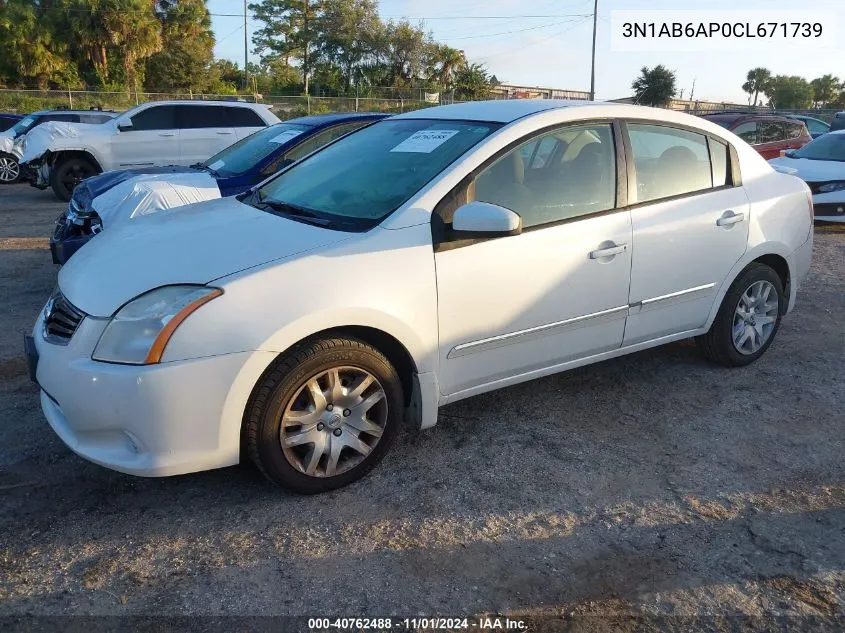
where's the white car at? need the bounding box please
[769,130,845,223]
[27,100,814,493]
[18,100,280,201]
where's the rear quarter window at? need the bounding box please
[228,107,266,127]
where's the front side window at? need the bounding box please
[254,119,499,227]
[792,133,845,161]
[470,123,616,228]
[130,106,176,131]
[203,122,311,177]
[628,123,712,203]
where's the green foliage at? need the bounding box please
[145,0,215,92]
[809,75,842,108]
[764,75,815,109]
[631,65,677,107]
[742,68,771,107]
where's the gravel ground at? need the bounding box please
[0,183,843,630]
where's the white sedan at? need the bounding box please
[769,130,845,222]
[27,100,814,493]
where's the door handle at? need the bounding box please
[216,131,234,135]
[158,132,176,137]
[716,211,745,227]
[589,242,628,259]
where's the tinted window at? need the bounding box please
[256,119,499,224]
[0,116,20,132]
[283,122,368,163]
[709,138,729,187]
[628,124,712,202]
[176,105,232,129]
[732,121,758,144]
[804,119,829,135]
[472,123,616,228]
[81,114,113,124]
[785,122,805,139]
[44,114,78,123]
[204,122,311,177]
[130,105,176,131]
[229,107,266,127]
[758,121,784,143]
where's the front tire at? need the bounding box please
[50,156,99,201]
[0,153,20,184]
[244,336,403,494]
[696,263,784,367]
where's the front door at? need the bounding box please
[623,122,750,345]
[434,122,633,397]
[111,105,181,168]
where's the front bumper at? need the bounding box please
[49,208,98,265]
[32,309,270,477]
[812,192,845,223]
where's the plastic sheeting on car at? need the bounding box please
[0,131,14,156]
[92,172,221,228]
[18,121,103,164]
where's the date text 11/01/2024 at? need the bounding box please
[307,617,527,630]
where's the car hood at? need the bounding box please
[79,165,200,200]
[59,197,354,316]
[19,121,111,164]
[768,156,845,180]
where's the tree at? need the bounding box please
[316,0,381,92]
[810,74,842,108]
[105,0,162,90]
[764,75,814,109]
[250,0,325,94]
[453,62,497,101]
[0,0,72,88]
[429,44,466,92]
[742,67,771,107]
[631,65,676,107]
[145,0,215,93]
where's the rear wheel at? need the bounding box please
[0,153,20,184]
[696,263,784,367]
[50,156,99,201]
[244,336,403,494]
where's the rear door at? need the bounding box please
[111,105,180,168]
[623,122,749,345]
[177,105,237,164]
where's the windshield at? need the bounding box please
[9,116,37,137]
[202,122,311,177]
[793,133,845,161]
[254,119,499,227]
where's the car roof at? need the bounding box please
[289,112,390,127]
[31,109,118,117]
[701,112,803,126]
[392,99,606,123]
[130,100,272,110]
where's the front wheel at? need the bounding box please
[50,156,99,201]
[244,336,403,494]
[696,263,784,367]
[0,153,20,184]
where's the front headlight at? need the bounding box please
[817,181,845,194]
[93,285,222,364]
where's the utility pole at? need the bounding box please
[589,0,598,101]
[303,0,310,96]
[689,77,696,102]
[244,0,249,93]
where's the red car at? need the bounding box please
[700,112,811,160]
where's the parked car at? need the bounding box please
[830,111,845,132]
[26,100,813,493]
[768,130,845,222]
[699,112,811,159]
[1,109,117,184]
[783,114,830,139]
[18,100,280,201]
[0,113,23,133]
[49,112,389,264]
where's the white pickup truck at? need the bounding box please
[18,100,280,200]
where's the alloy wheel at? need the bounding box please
[0,156,19,182]
[732,280,779,355]
[279,366,387,478]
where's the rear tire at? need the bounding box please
[50,156,99,202]
[696,263,784,367]
[0,153,20,184]
[244,336,403,494]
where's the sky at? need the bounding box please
[209,0,844,103]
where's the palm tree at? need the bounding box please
[742,68,771,107]
[432,45,466,92]
[810,74,842,108]
[0,1,69,87]
[105,0,162,90]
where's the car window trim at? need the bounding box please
[432,118,628,252]
[619,118,743,210]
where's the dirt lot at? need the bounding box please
[0,182,843,629]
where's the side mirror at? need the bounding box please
[452,201,522,237]
[117,121,133,132]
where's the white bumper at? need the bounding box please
[812,191,845,223]
[33,309,274,477]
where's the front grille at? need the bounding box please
[43,293,86,344]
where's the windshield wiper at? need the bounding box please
[253,199,335,227]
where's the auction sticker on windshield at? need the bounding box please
[207,159,225,171]
[269,129,304,144]
[390,129,459,153]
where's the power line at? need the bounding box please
[442,18,589,41]
[475,15,592,62]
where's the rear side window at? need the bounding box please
[177,105,232,129]
[785,122,805,139]
[131,105,177,131]
[228,107,266,127]
[45,114,78,124]
[627,123,712,203]
[758,121,784,143]
[732,121,758,144]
